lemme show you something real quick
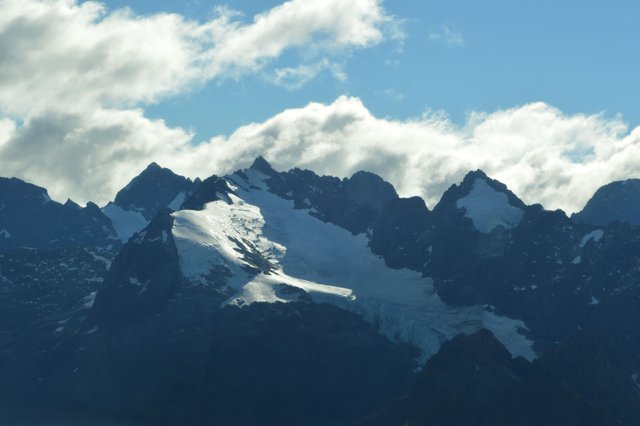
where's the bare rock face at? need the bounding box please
[0,177,118,250]
[112,162,196,220]
[573,179,640,226]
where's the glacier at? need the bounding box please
[171,169,537,363]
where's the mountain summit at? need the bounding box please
[112,162,196,220]
[573,178,640,226]
[0,177,117,250]
[2,162,640,425]
[102,163,197,242]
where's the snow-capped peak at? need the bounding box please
[457,178,525,233]
[102,162,197,242]
[170,167,536,363]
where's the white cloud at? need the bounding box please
[0,108,193,203]
[429,25,464,48]
[177,97,640,215]
[0,0,398,115]
[1,1,639,215]
[0,0,206,114]
[0,0,400,202]
[1,93,639,214]
[204,0,401,79]
[0,118,16,147]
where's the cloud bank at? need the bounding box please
[1,0,639,214]
[175,97,640,214]
[4,94,639,214]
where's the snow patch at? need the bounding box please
[589,295,600,305]
[0,229,11,238]
[457,179,524,233]
[82,291,97,309]
[580,229,604,248]
[87,250,112,270]
[172,171,536,363]
[168,191,187,210]
[102,203,148,242]
[572,256,582,264]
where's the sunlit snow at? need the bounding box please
[580,229,604,248]
[102,203,148,242]
[168,191,186,210]
[457,178,524,233]
[172,170,536,363]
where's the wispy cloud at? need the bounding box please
[379,89,405,102]
[429,25,464,48]
[270,59,347,90]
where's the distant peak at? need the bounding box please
[64,198,81,209]
[349,170,384,181]
[460,170,527,208]
[572,178,640,226]
[111,161,194,219]
[344,170,398,212]
[250,156,277,176]
[462,169,489,183]
[144,162,162,172]
[135,162,182,180]
[433,168,527,220]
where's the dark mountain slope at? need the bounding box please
[0,177,118,250]
[110,162,197,220]
[362,329,638,426]
[573,179,640,226]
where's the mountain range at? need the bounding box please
[1,157,639,425]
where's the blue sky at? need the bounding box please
[102,0,640,139]
[1,0,639,212]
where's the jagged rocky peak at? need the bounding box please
[180,175,232,211]
[111,162,196,220]
[102,162,198,243]
[343,170,398,213]
[0,176,52,208]
[249,155,278,177]
[572,178,640,226]
[242,160,400,235]
[247,157,399,213]
[434,169,527,233]
[370,196,433,271]
[91,209,180,323]
[63,198,81,209]
[0,176,118,250]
